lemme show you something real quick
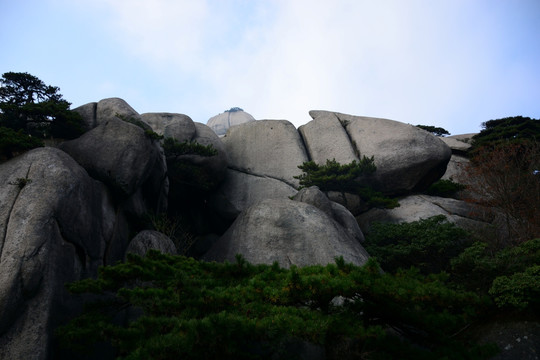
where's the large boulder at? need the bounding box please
[292,186,365,243]
[203,199,370,268]
[223,120,308,188]
[357,194,503,239]
[312,111,452,194]
[142,112,195,139]
[96,97,151,131]
[299,111,359,164]
[60,117,163,197]
[0,148,117,360]
[72,102,97,131]
[212,168,298,219]
[125,230,177,258]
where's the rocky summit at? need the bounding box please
[0,97,511,359]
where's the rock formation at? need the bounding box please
[203,198,369,268]
[0,97,492,359]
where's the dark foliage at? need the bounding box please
[0,126,43,159]
[295,158,399,209]
[470,116,540,153]
[0,71,84,139]
[364,215,473,275]
[57,252,493,359]
[425,179,467,198]
[163,137,218,158]
[415,125,450,137]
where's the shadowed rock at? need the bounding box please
[203,199,369,268]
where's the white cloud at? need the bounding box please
[56,0,540,134]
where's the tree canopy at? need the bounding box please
[415,124,450,137]
[0,71,84,139]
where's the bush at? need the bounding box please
[364,215,473,275]
[451,238,540,292]
[489,265,540,310]
[295,158,399,209]
[163,137,218,158]
[0,126,43,160]
[415,125,450,137]
[425,179,467,198]
[56,252,492,359]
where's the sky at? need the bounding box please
[1,0,539,135]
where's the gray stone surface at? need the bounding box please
[207,109,255,136]
[292,186,364,243]
[212,168,298,219]
[142,112,195,138]
[357,194,500,238]
[72,102,97,131]
[326,191,367,216]
[223,120,308,187]
[203,199,370,267]
[126,230,177,258]
[96,97,151,131]
[439,136,472,153]
[60,117,161,196]
[0,148,116,360]
[333,111,452,194]
[299,111,358,164]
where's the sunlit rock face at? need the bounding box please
[206,107,255,136]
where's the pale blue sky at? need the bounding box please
[1,0,539,135]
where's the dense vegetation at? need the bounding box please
[295,158,399,209]
[57,251,496,359]
[465,116,539,243]
[0,72,84,159]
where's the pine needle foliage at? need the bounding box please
[295,158,399,209]
[56,252,494,359]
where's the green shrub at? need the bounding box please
[451,238,540,292]
[163,137,218,158]
[425,179,467,198]
[56,252,492,359]
[0,126,43,159]
[489,265,540,310]
[364,215,473,275]
[415,125,450,137]
[295,158,399,209]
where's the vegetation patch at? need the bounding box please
[295,158,399,209]
[57,252,494,359]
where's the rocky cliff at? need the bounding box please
[0,97,495,359]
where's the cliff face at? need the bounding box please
[0,97,483,359]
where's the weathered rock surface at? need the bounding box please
[72,102,97,131]
[212,168,298,219]
[165,122,229,199]
[142,112,195,139]
[324,111,452,194]
[60,117,162,197]
[96,97,151,131]
[0,148,117,360]
[439,136,472,154]
[203,199,370,267]
[300,111,358,164]
[207,108,255,136]
[357,194,501,238]
[125,230,177,258]
[292,186,365,243]
[223,120,308,188]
